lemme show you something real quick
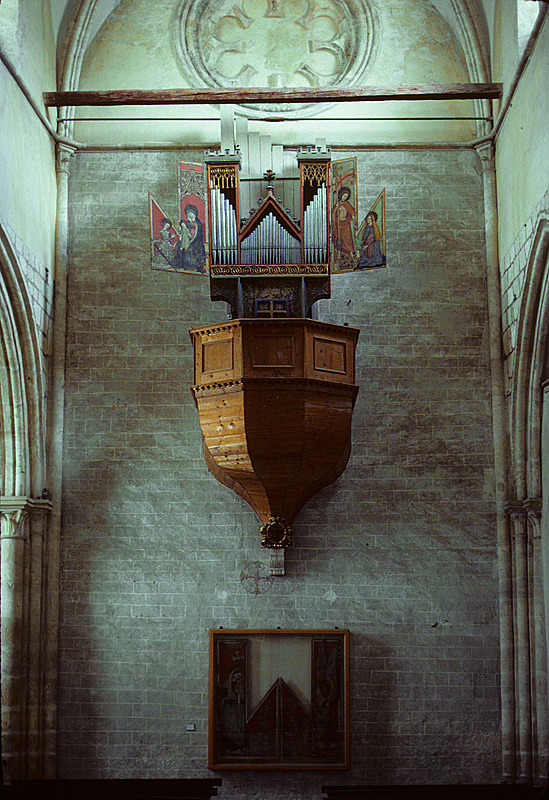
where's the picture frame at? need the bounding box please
[208,628,350,770]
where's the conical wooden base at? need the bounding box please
[190,319,359,526]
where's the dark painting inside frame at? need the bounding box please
[209,629,350,770]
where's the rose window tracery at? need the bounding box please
[173,0,375,117]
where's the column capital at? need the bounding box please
[475,141,496,172]
[505,499,526,518]
[523,496,542,517]
[0,496,52,539]
[506,500,528,538]
[56,142,76,175]
[524,497,542,540]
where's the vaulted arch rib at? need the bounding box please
[0,225,46,498]
[511,218,549,500]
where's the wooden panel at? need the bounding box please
[192,379,357,524]
[243,382,356,523]
[190,322,242,384]
[209,630,350,770]
[313,336,347,375]
[202,337,233,375]
[305,323,358,385]
[251,335,294,368]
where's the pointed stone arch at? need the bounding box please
[0,224,54,779]
[0,225,46,497]
[511,218,549,499]
[507,216,549,784]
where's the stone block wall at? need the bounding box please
[58,147,500,795]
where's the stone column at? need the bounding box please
[524,498,549,783]
[38,140,77,777]
[507,501,532,782]
[477,139,514,782]
[50,142,75,475]
[0,499,29,779]
[26,502,51,778]
[0,496,52,779]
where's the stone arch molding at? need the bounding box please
[0,225,46,498]
[506,216,549,784]
[511,217,549,500]
[0,225,55,780]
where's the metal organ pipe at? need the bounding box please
[302,182,327,264]
[209,182,238,264]
[240,213,301,265]
[225,197,231,263]
[215,187,222,265]
[230,200,237,264]
[312,195,316,262]
[214,186,220,264]
[210,171,330,267]
[319,186,325,262]
[211,184,334,266]
[210,185,217,264]
[222,196,228,264]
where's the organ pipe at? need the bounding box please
[207,157,329,268]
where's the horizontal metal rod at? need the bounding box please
[78,141,475,152]
[44,83,503,107]
[59,115,491,122]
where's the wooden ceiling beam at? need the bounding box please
[43,83,503,107]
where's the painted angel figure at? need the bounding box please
[354,210,386,269]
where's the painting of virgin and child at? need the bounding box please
[149,161,208,274]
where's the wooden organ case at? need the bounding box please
[190,146,359,572]
[206,149,332,317]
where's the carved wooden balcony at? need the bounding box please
[189,319,359,542]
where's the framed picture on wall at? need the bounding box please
[208,628,350,770]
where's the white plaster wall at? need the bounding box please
[496,12,549,259]
[0,0,57,100]
[491,0,519,89]
[74,0,475,146]
[496,12,549,393]
[0,0,58,288]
